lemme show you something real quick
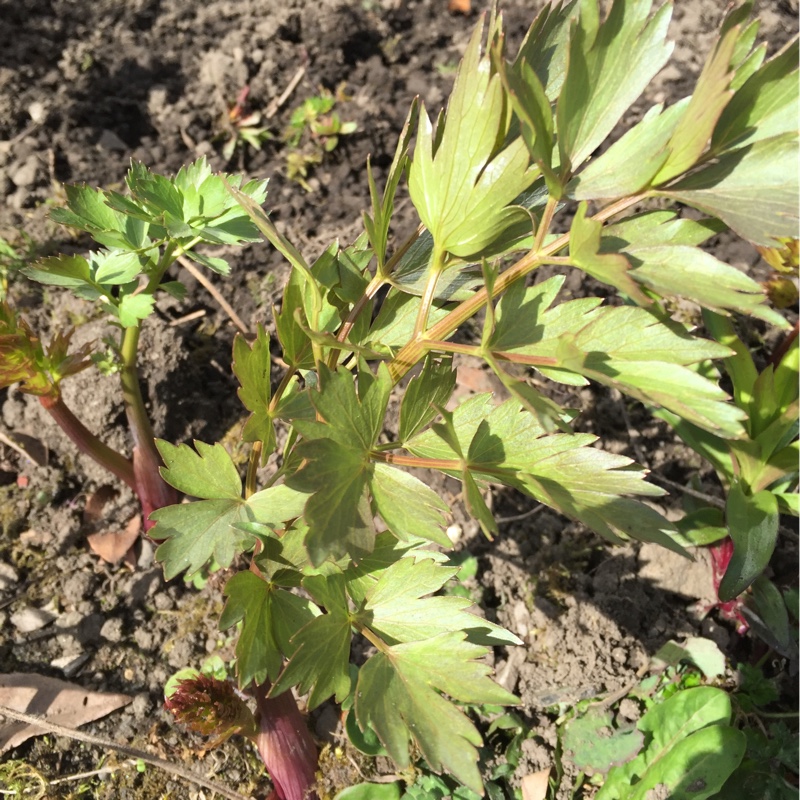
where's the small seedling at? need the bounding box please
[283,85,357,189]
[220,85,273,162]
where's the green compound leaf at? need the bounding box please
[23,254,93,289]
[220,570,319,687]
[150,498,255,581]
[487,276,746,438]
[92,250,144,285]
[718,483,779,602]
[50,183,150,251]
[556,0,673,174]
[597,687,745,800]
[271,572,352,708]
[151,442,305,579]
[288,439,375,566]
[288,365,393,564]
[361,556,520,647]
[116,293,156,328]
[570,99,687,199]
[408,395,688,554]
[650,20,738,185]
[601,210,724,250]
[232,324,276,450]
[568,203,650,303]
[408,20,537,258]
[370,464,452,548]
[300,364,390,450]
[355,632,518,794]
[711,39,799,154]
[156,440,242,499]
[601,215,784,324]
[513,0,581,101]
[662,132,799,246]
[562,708,643,772]
[398,356,456,443]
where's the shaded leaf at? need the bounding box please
[597,687,742,800]
[271,573,352,707]
[356,632,517,793]
[370,464,452,547]
[651,23,738,184]
[408,395,689,553]
[232,324,275,449]
[718,483,779,601]
[626,244,783,325]
[712,39,799,153]
[398,356,456,442]
[489,276,745,437]
[361,556,520,646]
[570,100,686,199]
[569,202,650,303]
[220,571,319,687]
[562,708,643,772]
[662,133,799,246]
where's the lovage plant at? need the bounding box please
[9,0,797,797]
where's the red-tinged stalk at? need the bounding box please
[38,394,136,491]
[707,537,748,635]
[120,323,178,529]
[252,681,319,800]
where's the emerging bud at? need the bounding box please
[165,674,257,746]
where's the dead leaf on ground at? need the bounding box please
[87,516,141,566]
[83,484,120,526]
[0,672,132,753]
[521,768,551,800]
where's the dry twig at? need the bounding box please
[0,705,253,800]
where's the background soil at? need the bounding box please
[0,1,797,798]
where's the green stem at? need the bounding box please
[120,324,157,452]
[413,244,446,338]
[38,395,136,490]
[329,273,386,369]
[423,339,558,367]
[245,442,262,499]
[533,195,558,253]
[118,241,182,524]
[370,449,463,472]
[388,195,642,383]
[756,710,800,719]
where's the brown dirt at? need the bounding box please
[0,1,797,798]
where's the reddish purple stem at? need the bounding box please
[252,682,318,800]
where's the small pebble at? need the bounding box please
[11,606,56,633]
[28,101,47,124]
[101,617,124,643]
[9,155,39,187]
[0,561,18,592]
[51,652,91,677]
